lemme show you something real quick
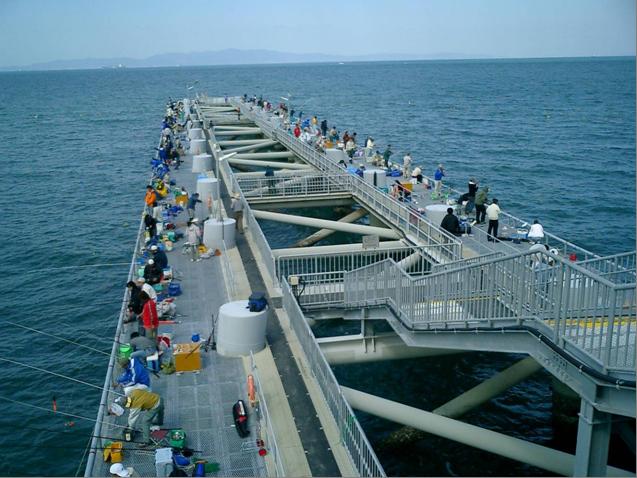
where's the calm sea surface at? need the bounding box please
[0,57,634,476]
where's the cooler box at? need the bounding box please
[173,343,201,372]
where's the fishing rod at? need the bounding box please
[0,357,125,397]
[3,321,111,356]
[0,421,202,452]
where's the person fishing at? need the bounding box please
[143,259,163,285]
[113,389,164,446]
[116,357,151,396]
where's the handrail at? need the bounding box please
[342,250,636,371]
[249,352,286,477]
[84,205,146,476]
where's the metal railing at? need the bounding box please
[343,251,636,371]
[276,244,438,280]
[431,251,505,274]
[232,99,464,262]
[238,173,351,199]
[221,239,237,300]
[575,251,636,285]
[249,352,286,477]
[282,280,386,477]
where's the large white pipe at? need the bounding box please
[318,334,462,364]
[213,125,259,131]
[218,139,273,147]
[227,158,312,170]
[234,170,316,178]
[294,208,368,247]
[223,140,278,154]
[341,387,629,477]
[235,152,295,160]
[214,129,262,136]
[433,356,542,418]
[272,241,406,257]
[253,210,400,239]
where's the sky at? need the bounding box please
[0,0,634,67]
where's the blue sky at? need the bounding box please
[0,0,634,66]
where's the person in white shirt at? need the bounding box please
[527,219,545,242]
[486,198,501,242]
[402,153,412,178]
[135,277,157,302]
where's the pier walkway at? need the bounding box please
[196,96,635,477]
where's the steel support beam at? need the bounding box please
[342,386,630,477]
[293,208,368,247]
[433,356,542,418]
[227,158,312,170]
[317,333,462,364]
[574,399,613,477]
[252,210,400,239]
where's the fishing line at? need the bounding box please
[76,435,92,477]
[0,395,129,431]
[3,321,111,356]
[0,357,124,396]
[21,262,132,275]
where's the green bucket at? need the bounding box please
[119,344,132,360]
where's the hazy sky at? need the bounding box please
[0,0,634,67]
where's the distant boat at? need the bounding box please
[338,62,345,65]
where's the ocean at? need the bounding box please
[0,57,634,476]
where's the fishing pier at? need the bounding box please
[87,96,635,477]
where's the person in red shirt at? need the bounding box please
[293,124,301,138]
[139,291,158,339]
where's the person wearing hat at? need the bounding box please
[230,193,244,234]
[135,277,156,302]
[143,258,163,285]
[149,245,168,270]
[109,463,138,477]
[113,389,164,446]
[186,218,202,262]
[116,357,151,396]
[486,198,501,242]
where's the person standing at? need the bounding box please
[365,137,374,159]
[403,152,412,178]
[144,213,157,240]
[465,178,478,214]
[434,164,445,195]
[144,186,157,213]
[187,192,202,220]
[474,186,490,224]
[231,193,244,233]
[382,145,393,168]
[486,198,501,242]
[139,291,159,338]
[186,218,202,261]
[320,119,328,137]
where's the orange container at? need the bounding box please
[173,343,201,372]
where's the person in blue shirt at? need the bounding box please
[150,244,168,269]
[187,192,202,219]
[434,164,445,195]
[117,357,151,396]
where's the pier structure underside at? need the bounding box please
[196,98,635,477]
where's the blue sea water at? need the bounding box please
[0,57,634,476]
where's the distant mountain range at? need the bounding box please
[0,48,492,71]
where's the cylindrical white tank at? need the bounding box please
[192,153,213,173]
[216,300,267,356]
[203,218,236,250]
[190,139,206,155]
[196,177,219,202]
[189,127,204,140]
[363,168,388,188]
[425,204,450,227]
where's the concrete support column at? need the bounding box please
[574,398,612,477]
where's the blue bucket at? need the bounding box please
[168,283,182,296]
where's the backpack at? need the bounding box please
[247,292,267,313]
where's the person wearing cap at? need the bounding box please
[486,198,501,242]
[139,291,158,338]
[135,277,156,302]
[144,186,157,211]
[187,192,202,219]
[116,357,151,396]
[186,218,202,261]
[109,463,138,477]
[150,245,168,270]
[114,389,164,445]
[143,258,163,285]
[230,193,244,234]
